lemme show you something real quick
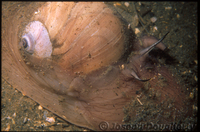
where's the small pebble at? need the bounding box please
[177,14,180,19]
[124,2,129,7]
[35,10,40,15]
[128,23,131,29]
[46,117,55,123]
[15,89,19,93]
[135,28,140,34]
[6,116,12,120]
[150,17,157,23]
[26,62,31,65]
[12,112,16,118]
[189,92,194,99]
[194,60,198,64]
[38,105,43,110]
[12,118,15,124]
[165,6,172,10]
[5,124,10,131]
[193,105,198,111]
[194,76,197,82]
[153,26,158,32]
[121,64,124,70]
[182,71,187,74]
[23,117,28,124]
[113,3,121,7]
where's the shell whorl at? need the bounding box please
[22,21,52,58]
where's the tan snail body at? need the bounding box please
[22,2,129,74]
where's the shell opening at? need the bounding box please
[22,34,35,54]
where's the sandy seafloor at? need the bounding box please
[2,2,197,131]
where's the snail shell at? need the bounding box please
[21,2,129,74]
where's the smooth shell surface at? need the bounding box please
[2,2,194,131]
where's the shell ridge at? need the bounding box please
[59,8,111,64]
[44,2,52,29]
[52,11,105,58]
[72,4,110,44]
[52,19,77,55]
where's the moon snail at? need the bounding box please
[15,2,192,131]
